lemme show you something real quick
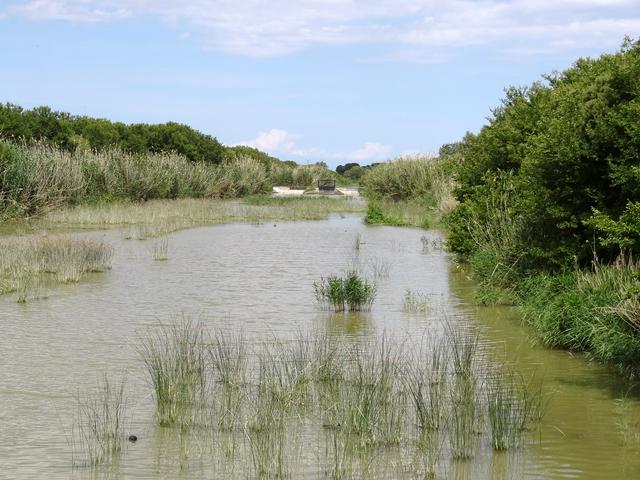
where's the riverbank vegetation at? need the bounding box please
[0,139,344,220]
[360,155,457,228]
[0,104,351,221]
[444,39,640,373]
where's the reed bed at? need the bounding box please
[0,235,112,300]
[129,319,548,478]
[37,197,365,237]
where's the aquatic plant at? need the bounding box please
[403,289,429,314]
[446,323,480,377]
[314,271,377,312]
[0,235,113,299]
[152,237,170,261]
[314,275,347,312]
[42,197,364,236]
[448,374,480,460]
[72,375,128,468]
[343,271,377,311]
[137,319,208,428]
[126,321,550,475]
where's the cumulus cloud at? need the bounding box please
[237,129,391,163]
[3,0,639,58]
[344,142,392,162]
[239,129,299,153]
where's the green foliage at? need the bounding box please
[364,203,400,226]
[313,271,377,311]
[448,39,640,270]
[0,104,226,164]
[587,202,640,252]
[517,260,640,370]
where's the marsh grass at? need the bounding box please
[363,256,391,280]
[138,319,208,429]
[403,289,430,314]
[314,271,377,312]
[152,238,170,261]
[39,197,365,237]
[72,375,128,468]
[446,323,480,377]
[0,235,112,300]
[448,374,480,460]
[129,320,547,476]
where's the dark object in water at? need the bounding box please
[128,435,138,442]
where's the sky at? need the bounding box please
[1,1,639,167]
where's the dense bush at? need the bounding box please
[0,104,226,165]
[448,39,640,271]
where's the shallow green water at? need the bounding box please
[1,215,639,479]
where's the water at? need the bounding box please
[1,214,639,479]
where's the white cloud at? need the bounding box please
[344,142,392,162]
[237,129,391,163]
[5,0,639,58]
[238,129,299,153]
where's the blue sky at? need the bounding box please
[1,1,639,167]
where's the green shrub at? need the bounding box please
[448,39,640,270]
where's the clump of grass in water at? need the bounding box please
[486,370,526,451]
[314,271,377,312]
[244,391,289,479]
[446,322,480,377]
[448,374,480,460]
[403,289,429,314]
[72,375,128,468]
[152,237,170,261]
[314,275,348,312]
[210,330,247,431]
[344,271,377,311]
[0,235,112,299]
[405,342,447,434]
[138,318,208,429]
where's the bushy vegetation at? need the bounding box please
[448,39,640,270]
[335,162,376,181]
[518,258,640,369]
[0,104,349,220]
[0,103,226,164]
[444,38,640,373]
